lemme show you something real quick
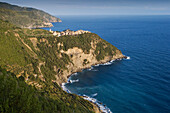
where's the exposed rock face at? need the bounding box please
[56,47,125,85]
[55,45,124,113]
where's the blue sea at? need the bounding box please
[43,15,170,113]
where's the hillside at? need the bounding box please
[0,2,61,28]
[0,19,125,112]
[0,67,99,113]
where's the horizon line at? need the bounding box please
[54,14,170,16]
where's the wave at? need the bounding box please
[87,67,98,71]
[68,79,79,83]
[66,73,79,84]
[61,83,71,93]
[82,94,112,113]
[94,56,130,67]
[61,83,112,112]
[88,67,94,71]
[101,62,112,66]
[110,59,115,63]
[91,69,98,72]
[61,55,130,113]
[126,56,130,60]
[72,72,78,76]
[91,93,98,97]
[94,64,100,67]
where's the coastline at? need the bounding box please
[31,21,62,29]
[61,55,130,113]
[63,54,128,82]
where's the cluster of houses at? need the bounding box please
[49,29,91,37]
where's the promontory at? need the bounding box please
[0,2,125,113]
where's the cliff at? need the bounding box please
[0,2,61,28]
[0,19,125,112]
[58,47,124,85]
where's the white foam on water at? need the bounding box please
[61,55,131,113]
[88,68,92,71]
[82,94,112,113]
[67,72,80,84]
[72,72,78,76]
[101,62,112,66]
[91,69,98,72]
[68,79,79,83]
[110,59,115,62]
[126,56,130,60]
[94,57,125,67]
[94,64,100,67]
[61,83,71,93]
[88,67,98,71]
[91,93,98,97]
[61,82,112,113]
[88,67,94,71]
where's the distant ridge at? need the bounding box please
[0,2,62,28]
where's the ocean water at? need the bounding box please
[43,15,170,113]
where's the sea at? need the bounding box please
[42,15,170,113]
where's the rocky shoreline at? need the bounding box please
[66,55,128,79]
[61,55,129,113]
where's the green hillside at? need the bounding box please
[0,67,95,113]
[0,2,61,28]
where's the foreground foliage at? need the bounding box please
[0,67,94,113]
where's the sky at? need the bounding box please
[1,0,170,15]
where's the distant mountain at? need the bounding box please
[0,2,61,28]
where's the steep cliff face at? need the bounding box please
[57,47,124,85]
[32,32,125,85]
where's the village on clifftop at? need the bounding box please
[49,29,91,37]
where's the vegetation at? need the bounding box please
[0,2,61,28]
[83,59,89,65]
[0,67,95,113]
[95,41,117,61]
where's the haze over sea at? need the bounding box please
[43,15,170,113]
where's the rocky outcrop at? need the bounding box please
[58,47,124,113]
[55,47,125,85]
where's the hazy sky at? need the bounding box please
[1,0,170,15]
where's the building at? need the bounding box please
[53,31,61,37]
[49,29,53,33]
